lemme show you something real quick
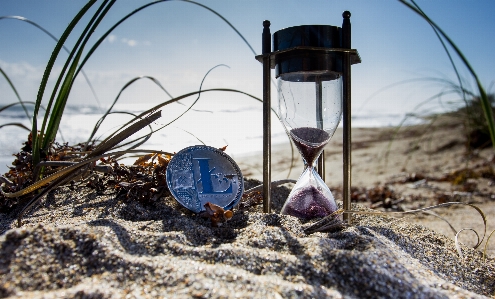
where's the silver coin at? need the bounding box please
[166,145,244,213]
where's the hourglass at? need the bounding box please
[256,14,361,220]
[278,70,342,219]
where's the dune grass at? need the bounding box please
[1,1,492,173]
[398,0,495,150]
[0,1,493,257]
[0,0,260,170]
[0,1,268,221]
[389,1,495,257]
[369,1,495,169]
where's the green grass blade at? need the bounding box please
[41,0,115,151]
[383,89,465,164]
[88,110,162,158]
[109,88,266,151]
[410,1,468,106]
[100,64,229,148]
[0,67,30,121]
[483,229,495,262]
[0,123,30,131]
[84,75,174,148]
[157,64,228,131]
[180,129,206,145]
[88,111,153,151]
[42,50,83,149]
[75,1,168,77]
[179,0,256,55]
[0,102,48,118]
[31,0,97,165]
[399,0,495,150]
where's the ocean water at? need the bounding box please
[0,104,423,175]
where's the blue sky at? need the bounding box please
[1,0,495,120]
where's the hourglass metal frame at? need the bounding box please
[255,11,361,223]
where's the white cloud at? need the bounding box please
[107,34,117,43]
[121,38,137,47]
[107,35,148,47]
[0,59,42,80]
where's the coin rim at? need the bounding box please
[166,145,244,213]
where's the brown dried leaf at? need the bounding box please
[203,202,233,227]
[133,154,153,166]
[157,154,170,167]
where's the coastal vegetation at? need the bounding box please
[0,0,493,262]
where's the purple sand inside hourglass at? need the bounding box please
[283,185,336,219]
[290,127,330,165]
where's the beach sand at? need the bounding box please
[1,115,494,298]
[238,115,495,256]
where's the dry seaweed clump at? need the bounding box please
[105,153,170,205]
[0,133,96,211]
[0,133,173,215]
[0,134,249,228]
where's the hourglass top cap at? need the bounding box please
[272,25,344,78]
[273,25,342,52]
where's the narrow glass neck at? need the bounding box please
[290,127,329,166]
[303,151,324,168]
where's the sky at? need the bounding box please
[1,0,495,124]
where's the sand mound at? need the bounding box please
[0,179,493,299]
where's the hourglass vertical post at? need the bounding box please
[316,77,325,181]
[342,11,352,223]
[262,20,272,213]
